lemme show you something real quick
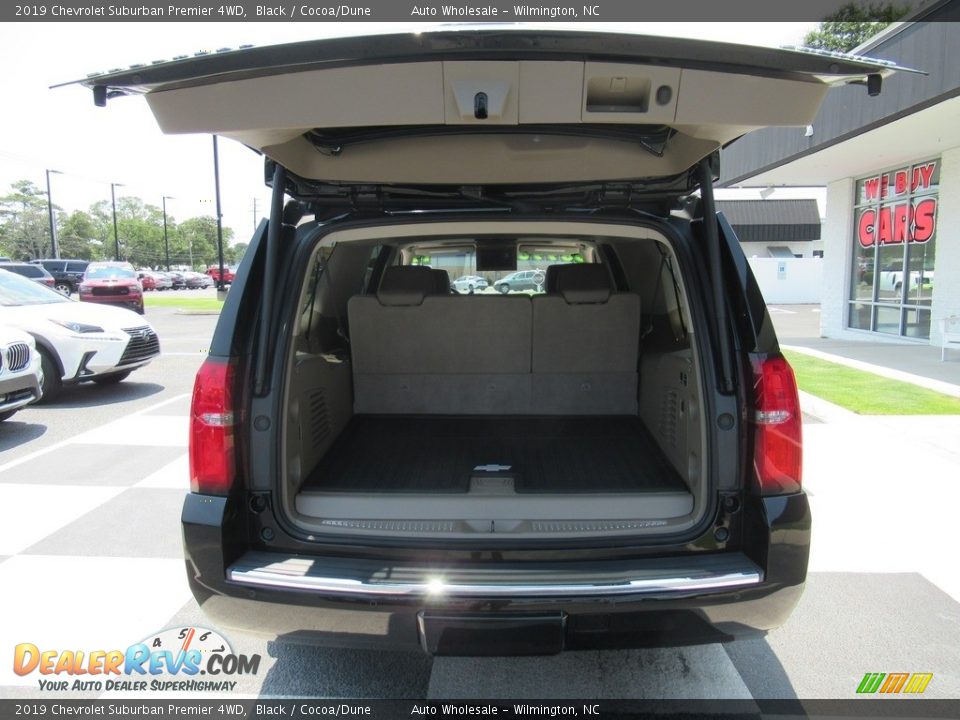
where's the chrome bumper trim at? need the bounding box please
[227,552,762,599]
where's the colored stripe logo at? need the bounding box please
[857,672,933,694]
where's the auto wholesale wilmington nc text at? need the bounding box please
[409,4,598,17]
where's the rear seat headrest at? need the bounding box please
[545,265,562,294]
[431,269,451,295]
[551,264,612,304]
[377,266,438,306]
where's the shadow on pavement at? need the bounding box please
[723,636,798,699]
[258,640,432,698]
[35,381,166,409]
[0,419,48,453]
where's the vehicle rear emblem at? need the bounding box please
[474,464,512,472]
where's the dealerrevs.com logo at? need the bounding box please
[14,627,261,692]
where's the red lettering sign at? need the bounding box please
[893,203,910,243]
[862,162,936,203]
[856,198,937,247]
[913,198,936,243]
[858,209,876,248]
[895,170,907,195]
[916,162,935,191]
[877,206,893,244]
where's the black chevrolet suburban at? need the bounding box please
[77,30,909,655]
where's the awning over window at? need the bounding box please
[716,199,821,243]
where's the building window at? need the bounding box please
[848,159,939,339]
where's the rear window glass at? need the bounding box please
[3,264,44,278]
[408,243,586,295]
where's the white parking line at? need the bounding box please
[0,485,126,555]
[135,454,189,489]
[72,415,188,447]
[0,555,191,687]
[0,393,190,475]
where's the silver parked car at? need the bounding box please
[451,275,489,293]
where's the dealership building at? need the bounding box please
[721,2,959,346]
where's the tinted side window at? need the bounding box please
[67,262,88,272]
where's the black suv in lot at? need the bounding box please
[81,30,909,655]
[30,259,89,295]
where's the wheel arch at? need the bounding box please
[27,334,65,379]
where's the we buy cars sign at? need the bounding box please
[857,161,938,248]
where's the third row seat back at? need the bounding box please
[347,265,532,414]
[532,264,641,414]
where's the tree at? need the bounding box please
[176,216,234,269]
[0,180,56,260]
[114,196,166,267]
[57,210,105,260]
[228,242,248,265]
[803,2,911,52]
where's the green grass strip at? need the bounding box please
[782,349,960,415]
[144,295,224,312]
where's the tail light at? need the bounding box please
[751,354,802,495]
[189,358,237,494]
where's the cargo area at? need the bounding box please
[279,221,711,540]
[301,416,684,495]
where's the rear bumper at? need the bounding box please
[182,493,810,653]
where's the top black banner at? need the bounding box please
[3,0,951,23]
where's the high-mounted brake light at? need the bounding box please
[189,358,237,495]
[751,355,803,496]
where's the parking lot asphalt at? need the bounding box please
[1,301,958,700]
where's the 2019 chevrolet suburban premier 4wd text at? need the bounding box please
[77,30,912,655]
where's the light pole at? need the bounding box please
[110,182,124,261]
[45,169,62,258]
[162,196,174,271]
[212,135,226,295]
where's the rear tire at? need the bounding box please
[92,370,132,385]
[498,284,510,294]
[55,282,71,296]
[38,348,62,404]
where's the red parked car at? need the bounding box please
[206,265,236,284]
[79,262,144,314]
[137,271,157,291]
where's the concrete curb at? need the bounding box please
[783,344,960,399]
